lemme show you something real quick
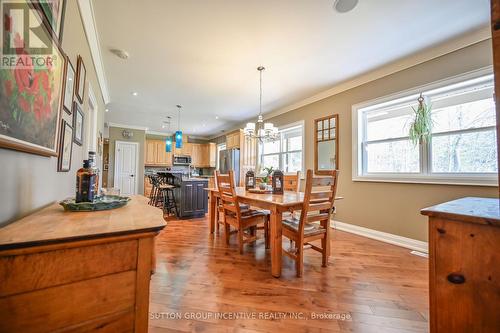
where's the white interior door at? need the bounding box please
[114,141,138,195]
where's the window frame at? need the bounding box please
[258,120,305,176]
[352,67,498,187]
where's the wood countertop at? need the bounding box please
[0,196,166,250]
[421,196,500,227]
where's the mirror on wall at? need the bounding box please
[314,114,339,175]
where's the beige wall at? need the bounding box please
[108,127,146,195]
[214,40,498,241]
[0,1,106,225]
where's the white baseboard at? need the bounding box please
[331,220,428,254]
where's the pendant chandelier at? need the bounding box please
[165,117,172,152]
[175,104,183,148]
[243,66,279,142]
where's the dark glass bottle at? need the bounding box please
[76,160,96,203]
[88,151,100,197]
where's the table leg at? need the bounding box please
[270,209,282,278]
[209,192,216,234]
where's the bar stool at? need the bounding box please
[161,184,178,217]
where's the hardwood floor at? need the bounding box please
[149,215,429,333]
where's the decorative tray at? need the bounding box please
[247,188,273,194]
[59,195,131,212]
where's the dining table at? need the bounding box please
[205,187,342,278]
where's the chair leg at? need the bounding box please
[321,235,328,267]
[264,219,270,249]
[296,244,303,278]
[238,228,244,254]
[224,222,230,245]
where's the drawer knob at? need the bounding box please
[447,273,465,284]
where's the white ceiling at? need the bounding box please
[93,0,490,137]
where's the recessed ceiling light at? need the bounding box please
[132,92,138,96]
[105,108,109,112]
[333,0,358,13]
[215,116,219,120]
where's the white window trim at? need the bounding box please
[258,120,305,177]
[352,66,498,187]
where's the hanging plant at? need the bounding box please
[409,94,433,146]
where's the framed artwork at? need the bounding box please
[36,0,66,42]
[62,56,75,114]
[0,0,66,156]
[75,55,86,103]
[73,102,84,146]
[58,119,73,172]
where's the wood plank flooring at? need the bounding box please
[149,215,429,333]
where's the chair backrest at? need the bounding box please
[215,170,241,219]
[298,169,339,237]
[283,171,300,192]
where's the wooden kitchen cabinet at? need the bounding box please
[174,142,192,156]
[421,197,500,333]
[144,140,172,166]
[191,143,217,168]
[226,130,242,149]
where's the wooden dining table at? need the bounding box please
[205,187,342,278]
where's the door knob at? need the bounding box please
[130,175,134,177]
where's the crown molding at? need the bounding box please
[108,122,147,131]
[146,130,172,136]
[77,0,111,104]
[207,25,491,140]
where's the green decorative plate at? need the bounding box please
[59,195,131,212]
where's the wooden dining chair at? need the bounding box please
[214,172,250,232]
[215,170,270,253]
[281,169,338,277]
[283,171,301,192]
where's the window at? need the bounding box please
[353,69,497,186]
[216,143,226,170]
[259,122,304,174]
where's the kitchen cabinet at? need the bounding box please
[144,140,172,166]
[226,130,242,149]
[177,179,208,218]
[174,142,192,156]
[191,143,216,168]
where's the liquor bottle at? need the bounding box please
[76,160,96,203]
[88,151,100,197]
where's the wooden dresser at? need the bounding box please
[0,196,166,333]
[421,197,500,333]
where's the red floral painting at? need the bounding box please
[0,3,65,156]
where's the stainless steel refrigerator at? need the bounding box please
[219,148,240,184]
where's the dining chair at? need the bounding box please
[213,172,250,232]
[215,170,270,253]
[281,169,338,277]
[283,171,301,191]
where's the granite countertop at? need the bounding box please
[421,197,500,227]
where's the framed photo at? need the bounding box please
[62,56,75,114]
[0,0,66,156]
[73,102,84,146]
[75,55,86,103]
[58,119,73,172]
[36,0,66,42]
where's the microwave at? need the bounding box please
[173,155,192,165]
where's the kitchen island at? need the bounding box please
[158,171,209,219]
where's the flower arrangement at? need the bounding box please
[261,166,274,184]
